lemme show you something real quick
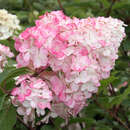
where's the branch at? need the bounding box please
[109,83,130,126]
[16,115,29,129]
[94,97,129,130]
[106,0,116,17]
[57,0,66,13]
[29,125,36,130]
[108,84,130,128]
[109,83,116,96]
[0,86,8,94]
[17,115,37,130]
[118,105,130,128]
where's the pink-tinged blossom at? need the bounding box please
[11,75,52,123]
[16,40,48,69]
[50,76,66,102]
[0,44,14,72]
[13,11,126,123]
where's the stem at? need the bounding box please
[109,83,116,96]
[108,84,130,128]
[118,105,130,128]
[78,114,85,129]
[17,115,36,130]
[29,125,36,130]
[106,0,116,17]
[0,86,8,94]
[121,44,128,57]
[94,97,129,130]
[17,115,29,129]
[50,118,61,130]
[24,0,36,19]
[57,0,66,13]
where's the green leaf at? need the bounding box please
[100,0,110,8]
[5,78,15,90]
[85,103,105,117]
[97,97,110,109]
[0,67,31,87]
[99,76,118,95]
[0,105,16,130]
[0,39,17,55]
[100,76,118,87]
[53,117,64,130]
[115,56,130,71]
[69,117,96,127]
[64,1,99,8]
[95,125,112,130]
[33,2,44,10]
[112,0,130,10]
[0,94,7,110]
[123,39,130,51]
[13,120,28,130]
[109,86,130,107]
[41,125,55,130]
[15,11,29,23]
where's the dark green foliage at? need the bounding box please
[0,104,16,130]
[0,0,130,130]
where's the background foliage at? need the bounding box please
[0,0,130,130]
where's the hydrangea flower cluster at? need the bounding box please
[11,74,52,124]
[0,9,21,40]
[11,11,126,124]
[0,44,14,72]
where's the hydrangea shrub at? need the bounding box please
[9,11,126,126]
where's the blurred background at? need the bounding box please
[0,0,130,130]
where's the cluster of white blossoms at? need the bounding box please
[0,9,21,40]
[0,9,21,72]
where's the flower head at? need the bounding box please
[12,11,126,123]
[0,9,21,40]
[0,44,14,72]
